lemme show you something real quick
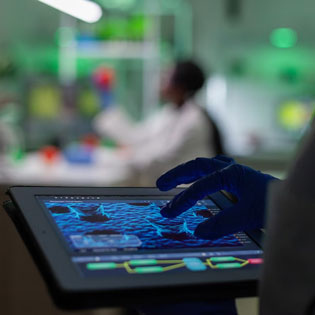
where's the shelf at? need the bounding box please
[75,40,157,59]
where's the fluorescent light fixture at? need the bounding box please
[38,0,103,23]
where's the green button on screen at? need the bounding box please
[134,266,164,273]
[216,263,242,269]
[86,262,117,270]
[129,259,157,266]
[210,256,236,262]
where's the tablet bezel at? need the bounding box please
[6,186,264,308]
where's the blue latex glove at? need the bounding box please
[156,156,277,240]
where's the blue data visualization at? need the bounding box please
[43,199,242,252]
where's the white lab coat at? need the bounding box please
[94,101,214,185]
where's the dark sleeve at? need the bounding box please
[260,125,315,315]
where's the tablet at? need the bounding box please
[5,186,263,309]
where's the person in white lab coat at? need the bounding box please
[94,60,223,185]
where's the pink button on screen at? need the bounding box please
[248,258,263,264]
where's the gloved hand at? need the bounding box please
[156,156,278,240]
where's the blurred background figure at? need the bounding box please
[94,60,223,184]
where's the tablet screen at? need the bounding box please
[37,195,263,276]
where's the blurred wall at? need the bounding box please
[0,0,59,47]
[189,0,315,71]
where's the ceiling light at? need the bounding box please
[38,0,103,23]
